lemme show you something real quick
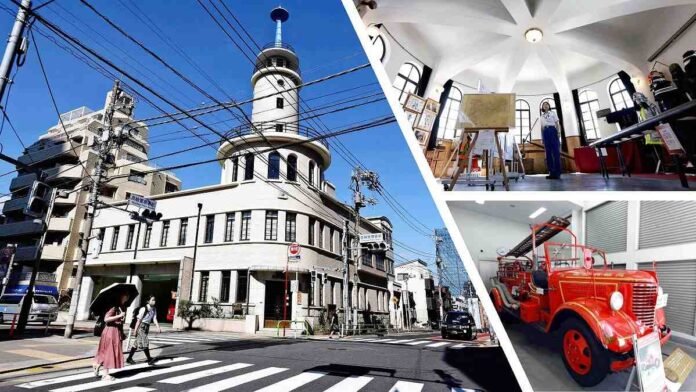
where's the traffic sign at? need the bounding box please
[287,242,301,262]
[359,233,384,243]
[129,194,157,210]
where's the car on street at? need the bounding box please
[441,310,476,340]
[0,294,59,325]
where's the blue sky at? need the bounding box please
[0,0,442,264]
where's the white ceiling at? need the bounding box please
[366,0,696,94]
[447,200,581,225]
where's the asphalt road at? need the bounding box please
[0,331,520,391]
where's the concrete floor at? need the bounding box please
[445,173,696,191]
[505,321,696,391]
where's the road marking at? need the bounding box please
[386,339,416,344]
[451,388,477,392]
[7,349,74,362]
[346,338,372,341]
[405,341,430,345]
[17,357,189,389]
[425,342,450,348]
[148,340,183,345]
[374,339,396,343]
[255,371,326,391]
[357,339,382,342]
[111,388,155,392]
[388,381,424,392]
[151,336,214,342]
[323,376,374,391]
[159,363,253,384]
[187,367,288,392]
[50,360,219,392]
[451,344,470,348]
[149,337,209,343]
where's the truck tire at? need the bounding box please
[559,317,610,387]
[441,331,448,339]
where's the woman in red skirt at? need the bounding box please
[93,292,129,381]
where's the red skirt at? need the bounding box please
[95,325,124,370]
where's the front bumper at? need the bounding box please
[28,313,58,322]
[609,326,671,372]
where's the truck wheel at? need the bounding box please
[560,318,609,387]
[441,331,448,339]
[464,331,473,340]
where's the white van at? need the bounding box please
[0,294,59,325]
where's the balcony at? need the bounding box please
[43,164,84,182]
[11,245,63,262]
[48,217,72,232]
[18,141,81,166]
[2,196,29,215]
[222,123,328,148]
[42,244,66,261]
[54,192,78,206]
[0,220,45,238]
[9,173,37,192]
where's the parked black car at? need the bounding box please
[441,310,476,340]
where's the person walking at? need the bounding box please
[93,292,129,381]
[540,101,562,180]
[126,295,161,365]
[328,311,340,339]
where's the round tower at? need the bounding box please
[217,7,330,186]
[250,7,301,133]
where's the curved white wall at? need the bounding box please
[251,72,300,127]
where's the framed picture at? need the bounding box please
[414,129,430,146]
[416,109,437,132]
[424,98,440,113]
[405,111,420,127]
[404,93,426,113]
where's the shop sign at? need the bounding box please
[359,233,383,243]
[129,194,157,210]
[634,332,666,392]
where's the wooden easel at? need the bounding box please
[446,127,510,191]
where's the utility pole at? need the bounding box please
[341,220,349,335]
[65,80,122,338]
[0,0,31,100]
[435,233,445,322]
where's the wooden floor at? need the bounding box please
[445,173,696,192]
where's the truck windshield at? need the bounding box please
[0,295,23,304]
[33,296,57,304]
[545,243,607,271]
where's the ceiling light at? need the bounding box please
[525,28,543,43]
[529,207,547,219]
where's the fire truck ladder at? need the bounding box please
[504,215,571,258]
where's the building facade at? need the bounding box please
[79,8,396,331]
[394,259,436,326]
[0,92,181,298]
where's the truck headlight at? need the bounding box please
[610,291,624,311]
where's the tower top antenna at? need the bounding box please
[271,7,289,46]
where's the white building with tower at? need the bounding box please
[78,7,395,332]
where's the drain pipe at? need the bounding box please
[189,203,203,300]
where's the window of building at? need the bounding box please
[204,215,215,243]
[178,218,188,246]
[361,252,372,267]
[609,78,633,111]
[231,157,239,182]
[165,182,179,193]
[308,160,315,186]
[539,97,556,115]
[438,86,463,140]
[393,62,421,105]
[98,228,105,253]
[308,218,315,246]
[287,154,297,182]
[329,228,335,253]
[579,90,601,140]
[220,271,231,303]
[160,221,170,247]
[371,34,386,62]
[285,213,296,242]
[318,222,325,248]
[199,271,209,302]
[240,211,251,241]
[268,152,280,180]
[110,227,120,250]
[265,210,278,241]
[224,213,235,242]
[127,170,147,185]
[275,124,284,132]
[276,97,284,109]
[142,223,152,248]
[237,273,248,302]
[125,224,135,249]
[375,253,385,271]
[244,153,254,181]
[515,99,531,144]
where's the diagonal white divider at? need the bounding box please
[186,367,288,392]
[323,376,374,391]
[17,357,189,389]
[425,342,449,348]
[254,371,326,391]
[159,363,253,384]
[50,360,219,392]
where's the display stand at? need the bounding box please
[447,128,510,191]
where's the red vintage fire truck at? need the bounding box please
[489,217,671,386]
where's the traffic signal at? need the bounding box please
[24,181,52,218]
[129,209,163,223]
[364,241,389,252]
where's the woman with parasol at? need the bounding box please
[91,283,138,381]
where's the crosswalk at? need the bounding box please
[16,356,479,391]
[342,337,493,349]
[125,331,243,348]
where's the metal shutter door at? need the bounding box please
[586,201,628,253]
[641,260,696,335]
[639,201,696,249]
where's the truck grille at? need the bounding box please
[631,284,657,327]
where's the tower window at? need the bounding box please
[276,98,284,109]
[275,124,284,132]
[277,79,285,87]
[287,154,297,182]
[244,153,254,181]
[276,58,286,67]
[268,152,281,180]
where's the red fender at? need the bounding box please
[490,288,504,313]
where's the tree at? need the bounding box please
[177,300,212,330]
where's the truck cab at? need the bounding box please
[489,220,670,386]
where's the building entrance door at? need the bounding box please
[264,280,285,328]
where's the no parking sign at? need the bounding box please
[287,242,301,262]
